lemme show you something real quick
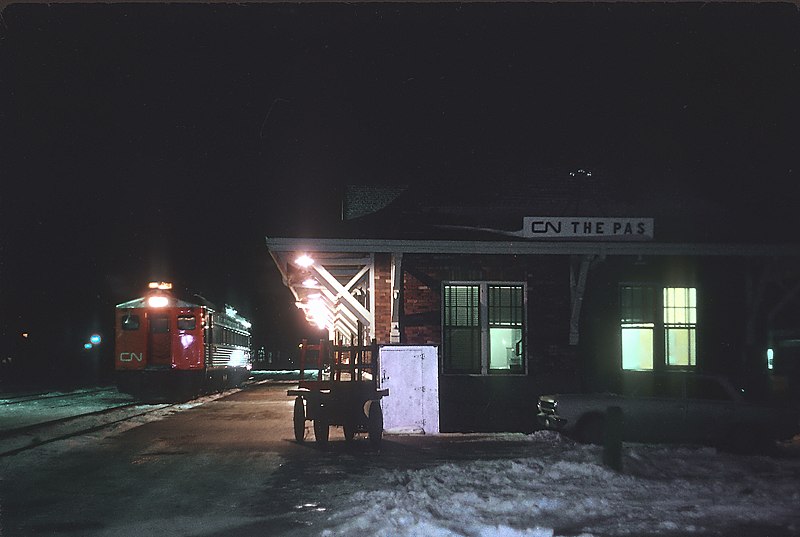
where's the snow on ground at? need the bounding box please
[0,387,236,456]
[2,380,799,537]
[0,387,135,430]
[319,431,800,537]
[310,431,800,537]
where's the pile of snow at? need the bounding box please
[319,431,800,537]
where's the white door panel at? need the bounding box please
[379,345,439,434]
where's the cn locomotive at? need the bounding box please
[115,282,252,400]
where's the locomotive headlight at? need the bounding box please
[148,296,169,308]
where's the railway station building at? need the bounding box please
[266,176,800,432]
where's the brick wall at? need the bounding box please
[372,253,392,344]
[401,259,444,345]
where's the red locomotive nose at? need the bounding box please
[115,283,251,402]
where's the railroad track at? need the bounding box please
[0,386,250,458]
[0,387,114,405]
[0,402,177,458]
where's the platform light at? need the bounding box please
[84,343,93,350]
[295,254,314,268]
[767,348,774,370]
[306,297,330,330]
[89,334,101,345]
[302,278,318,288]
[148,281,173,290]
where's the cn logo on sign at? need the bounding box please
[119,352,143,362]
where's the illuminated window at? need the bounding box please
[664,287,697,367]
[621,286,655,370]
[488,285,524,373]
[620,285,697,370]
[443,283,526,375]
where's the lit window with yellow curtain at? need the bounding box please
[620,285,697,370]
[663,287,697,366]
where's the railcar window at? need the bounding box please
[177,315,196,331]
[121,314,140,330]
[150,314,169,334]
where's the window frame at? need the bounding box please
[177,314,197,331]
[120,314,140,331]
[663,287,697,367]
[442,281,527,376]
[619,283,698,371]
[149,313,170,334]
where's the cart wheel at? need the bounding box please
[314,415,329,446]
[368,401,383,450]
[343,422,356,442]
[293,397,306,443]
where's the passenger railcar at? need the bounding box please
[115,282,252,400]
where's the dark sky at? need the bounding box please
[1,3,799,362]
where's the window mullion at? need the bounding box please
[654,288,666,371]
[480,284,488,375]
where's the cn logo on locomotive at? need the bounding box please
[119,352,143,362]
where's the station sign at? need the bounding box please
[522,217,654,240]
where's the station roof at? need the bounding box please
[267,175,800,336]
[335,174,799,244]
[266,237,800,258]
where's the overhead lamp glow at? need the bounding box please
[89,334,102,345]
[304,297,331,331]
[295,254,315,268]
[301,278,318,288]
[148,296,169,308]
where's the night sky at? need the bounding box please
[1,3,798,381]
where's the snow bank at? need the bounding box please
[318,431,800,537]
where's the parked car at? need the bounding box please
[537,373,799,453]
